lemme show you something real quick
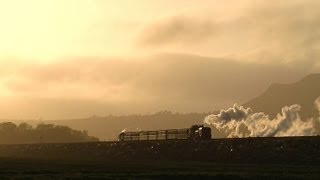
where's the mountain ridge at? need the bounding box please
[243,73,320,119]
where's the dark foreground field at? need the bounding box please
[0,158,319,179]
[0,136,319,179]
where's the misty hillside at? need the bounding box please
[244,73,320,119]
[17,73,320,140]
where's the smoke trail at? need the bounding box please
[204,98,320,138]
[315,97,320,113]
[314,97,320,133]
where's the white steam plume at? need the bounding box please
[315,97,320,113]
[314,97,320,133]
[204,98,320,138]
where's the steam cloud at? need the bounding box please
[204,97,320,138]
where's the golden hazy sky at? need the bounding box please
[0,0,319,119]
[0,0,253,61]
[1,0,318,62]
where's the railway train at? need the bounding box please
[118,125,211,141]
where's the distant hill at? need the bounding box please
[244,73,320,119]
[42,111,211,140]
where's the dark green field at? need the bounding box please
[0,136,319,179]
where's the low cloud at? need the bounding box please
[138,17,216,46]
[0,54,313,119]
[138,0,320,64]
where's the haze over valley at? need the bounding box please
[35,74,320,140]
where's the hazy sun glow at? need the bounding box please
[0,0,135,62]
[0,0,251,62]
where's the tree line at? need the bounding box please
[0,122,98,144]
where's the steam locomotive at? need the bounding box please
[118,125,211,141]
